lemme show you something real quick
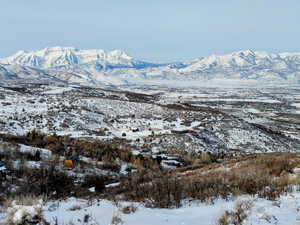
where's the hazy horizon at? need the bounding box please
[1,0,300,62]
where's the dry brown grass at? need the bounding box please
[120,153,300,208]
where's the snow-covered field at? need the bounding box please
[2,192,300,225]
[0,85,300,154]
[292,103,300,109]
[43,198,234,225]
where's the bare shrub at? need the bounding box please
[110,212,123,225]
[14,166,75,198]
[96,162,120,173]
[5,195,48,225]
[68,204,82,211]
[217,199,253,225]
[120,204,138,214]
[81,174,107,193]
[3,195,42,210]
[122,171,183,208]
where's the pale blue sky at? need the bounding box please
[1,0,299,62]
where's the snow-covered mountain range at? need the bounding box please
[1,47,300,86]
[0,47,158,69]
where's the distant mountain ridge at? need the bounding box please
[1,47,300,86]
[0,46,160,69]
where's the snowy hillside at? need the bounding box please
[1,47,300,86]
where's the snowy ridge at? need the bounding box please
[181,50,300,72]
[0,47,151,69]
[1,47,300,86]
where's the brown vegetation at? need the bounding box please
[118,153,300,208]
[217,199,254,225]
[0,131,160,170]
[1,131,300,210]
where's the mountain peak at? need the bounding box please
[0,47,136,69]
[232,49,255,56]
[42,46,78,53]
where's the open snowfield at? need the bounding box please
[2,192,300,225]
